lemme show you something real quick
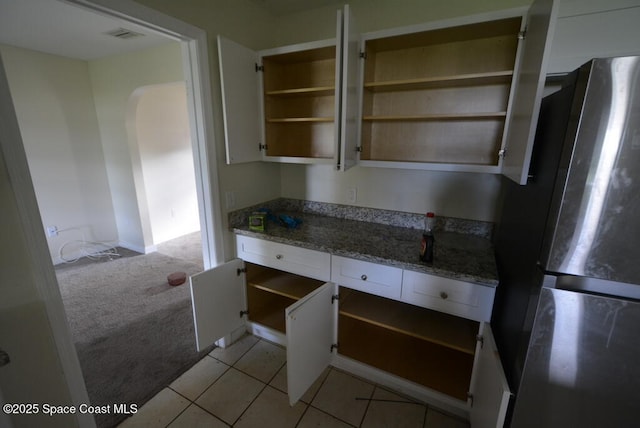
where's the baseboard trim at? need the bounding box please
[119,241,156,254]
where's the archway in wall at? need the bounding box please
[127,81,201,265]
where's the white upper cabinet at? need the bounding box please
[218,1,556,178]
[501,0,559,184]
[218,36,263,164]
[352,0,557,179]
[339,4,360,171]
[217,10,344,167]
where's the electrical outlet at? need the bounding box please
[46,226,58,237]
[346,187,357,204]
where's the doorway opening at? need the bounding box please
[0,1,223,426]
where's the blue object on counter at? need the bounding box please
[254,208,301,229]
[278,214,302,229]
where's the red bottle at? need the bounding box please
[420,212,435,264]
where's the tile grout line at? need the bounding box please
[162,357,233,427]
[294,366,334,428]
[229,379,270,426]
[156,336,261,427]
[356,384,377,427]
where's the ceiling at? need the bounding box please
[249,0,343,15]
[0,0,172,60]
[0,0,343,61]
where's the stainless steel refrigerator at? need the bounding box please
[493,56,640,427]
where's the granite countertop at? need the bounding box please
[231,204,498,287]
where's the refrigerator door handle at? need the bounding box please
[543,274,640,301]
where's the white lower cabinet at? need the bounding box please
[401,269,496,322]
[331,255,402,299]
[190,236,509,426]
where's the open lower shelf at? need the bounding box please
[247,286,290,332]
[338,315,474,401]
[339,288,478,355]
[247,265,324,300]
[364,70,514,92]
[245,263,324,333]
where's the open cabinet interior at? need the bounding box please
[262,45,338,159]
[245,262,325,332]
[338,287,479,400]
[360,17,522,166]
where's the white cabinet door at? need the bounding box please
[286,282,336,405]
[469,324,511,428]
[189,259,246,351]
[217,36,262,164]
[339,4,360,171]
[502,0,559,184]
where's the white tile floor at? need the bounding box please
[117,334,470,427]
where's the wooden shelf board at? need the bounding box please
[364,71,513,92]
[246,285,290,334]
[267,117,335,123]
[339,315,474,400]
[339,288,478,355]
[266,86,335,97]
[363,112,506,121]
[249,306,287,333]
[264,45,336,63]
[248,269,323,300]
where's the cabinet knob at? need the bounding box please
[276,254,283,260]
[361,274,367,281]
[440,291,448,300]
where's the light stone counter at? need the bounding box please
[229,199,498,286]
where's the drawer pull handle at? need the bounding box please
[440,292,448,300]
[276,254,283,260]
[361,274,367,281]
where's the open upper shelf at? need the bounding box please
[266,86,336,97]
[359,16,522,168]
[363,112,507,121]
[261,43,339,160]
[363,70,514,92]
[267,117,335,123]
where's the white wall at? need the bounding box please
[129,81,199,244]
[548,0,640,73]
[0,44,119,264]
[88,42,186,253]
[0,110,79,428]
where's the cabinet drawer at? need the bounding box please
[236,235,330,281]
[401,270,495,322]
[331,256,402,300]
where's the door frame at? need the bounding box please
[1,1,223,426]
[65,0,225,269]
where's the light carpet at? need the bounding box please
[57,251,212,427]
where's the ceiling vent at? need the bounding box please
[105,27,145,40]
